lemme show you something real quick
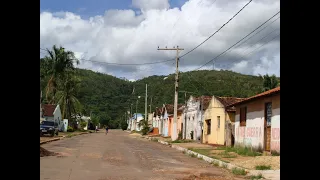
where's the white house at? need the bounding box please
[41,104,63,131]
[183,96,201,140]
[153,107,164,134]
[130,113,144,131]
[183,96,212,141]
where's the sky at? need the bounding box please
[40,0,280,81]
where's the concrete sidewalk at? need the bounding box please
[142,136,280,180]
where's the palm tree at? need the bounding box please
[43,45,79,104]
[56,71,82,126]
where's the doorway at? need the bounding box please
[264,102,272,151]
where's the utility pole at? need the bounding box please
[158,46,184,141]
[145,84,148,123]
[149,96,153,113]
[130,104,133,130]
[135,99,138,130]
[200,96,204,143]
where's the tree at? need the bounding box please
[91,115,100,126]
[138,115,149,135]
[43,45,79,104]
[56,71,82,126]
[259,74,279,92]
[121,120,128,130]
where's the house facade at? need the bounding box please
[183,96,206,141]
[130,113,144,131]
[228,87,280,152]
[41,104,63,131]
[202,96,244,145]
[148,113,154,127]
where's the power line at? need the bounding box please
[40,48,175,66]
[191,10,280,71]
[179,0,253,59]
[233,16,280,50]
[240,28,279,55]
[240,33,280,60]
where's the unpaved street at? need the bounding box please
[40,130,244,180]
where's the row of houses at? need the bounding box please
[128,86,280,153]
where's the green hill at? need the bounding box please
[40,68,270,127]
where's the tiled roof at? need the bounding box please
[154,107,163,116]
[201,96,213,110]
[42,104,56,117]
[163,104,184,114]
[217,97,246,107]
[228,86,280,107]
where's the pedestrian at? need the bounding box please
[105,126,109,135]
[95,125,98,132]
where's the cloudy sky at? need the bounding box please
[40,0,280,81]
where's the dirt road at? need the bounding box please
[40,130,244,180]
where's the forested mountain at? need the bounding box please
[42,67,272,121]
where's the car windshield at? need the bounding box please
[41,121,54,126]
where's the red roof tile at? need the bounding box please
[163,104,184,114]
[217,97,246,107]
[42,104,56,117]
[228,86,280,107]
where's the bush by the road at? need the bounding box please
[67,126,74,132]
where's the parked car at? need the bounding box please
[40,120,59,137]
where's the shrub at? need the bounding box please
[121,121,128,131]
[80,121,87,130]
[255,165,271,170]
[178,131,183,139]
[232,168,246,175]
[67,126,74,132]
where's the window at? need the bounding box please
[206,119,211,134]
[240,107,247,126]
[217,116,220,128]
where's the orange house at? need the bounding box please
[166,104,184,138]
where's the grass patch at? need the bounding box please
[211,161,219,166]
[255,165,271,170]
[151,138,159,142]
[218,151,237,158]
[188,148,211,156]
[221,163,228,168]
[66,134,76,138]
[248,174,264,180]
[188,148,230,163]
[217,146,262,157]
[189,153,197,158]
[271,151,280,156]
[170,139,193,143]
[130,130,142,134]
[232,168,246,175]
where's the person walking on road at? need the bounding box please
[105,126,109,135]
[95,125,98,132]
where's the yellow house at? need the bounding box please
[202,96,245,145]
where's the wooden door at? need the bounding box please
[264,102,272,151]
[181,123,183,139]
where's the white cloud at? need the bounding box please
[40,0,280,79]
[132,0,170,11]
